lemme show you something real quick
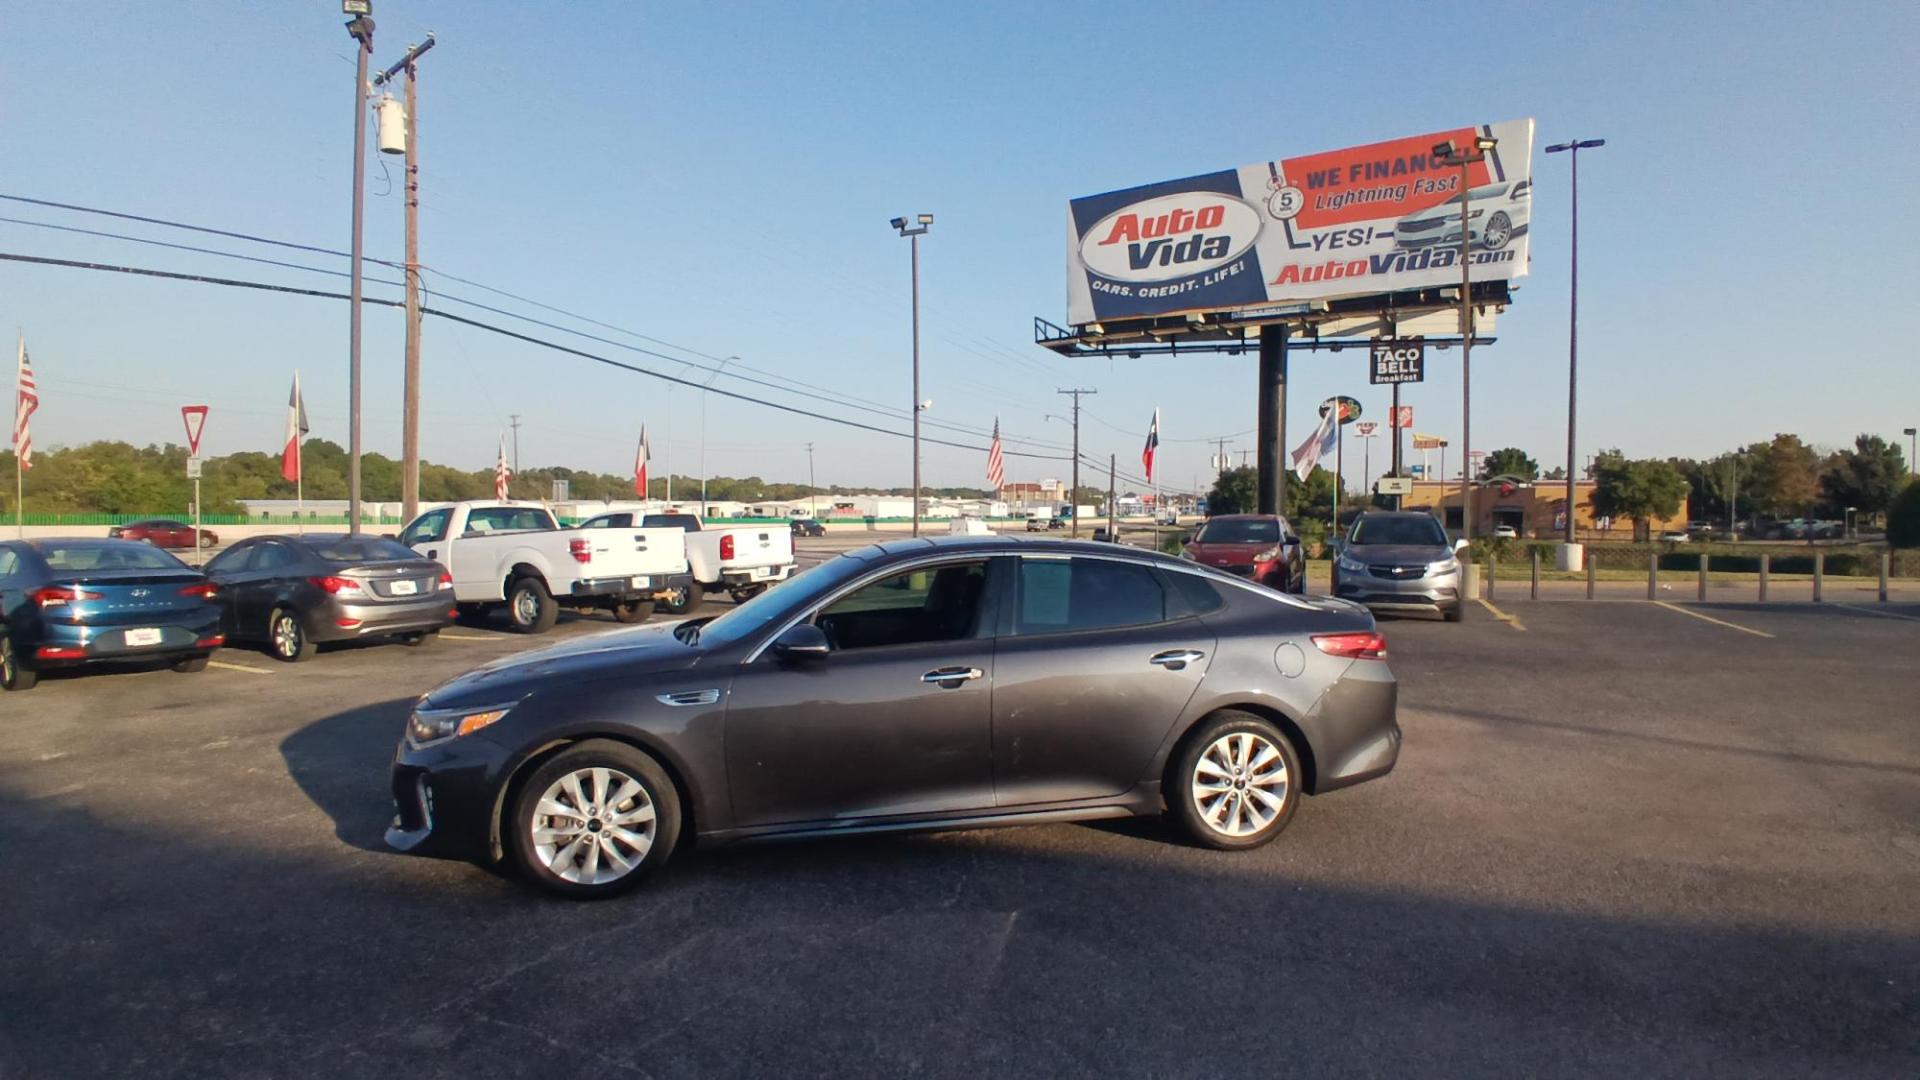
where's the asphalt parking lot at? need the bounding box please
[3,551,1917,1077]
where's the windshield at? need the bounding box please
[308,537,420,563]
[36,541,189,572]
[683,553,871,648]
[1194,519,1280,544]
[1350,515,1447,547]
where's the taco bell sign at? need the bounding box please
[1369,339,1426,385]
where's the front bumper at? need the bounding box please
[385,729,517,862]
[310,594,456,643]
[1334,566,1461,613]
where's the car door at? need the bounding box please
[243,542,303,634]
[988,554,1217,806]
[399,508,454,563]
[202,542,257,638]
[722,557,1000,829]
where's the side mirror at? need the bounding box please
[1453,538,1471,553]
[1283,533,1301,547]
[772,623,830,660]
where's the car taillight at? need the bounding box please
[437,572,453,590]
[569,538,592,565]
[1311,631,1388,661]
[720,534,735,560]
[108,528,124,539]
[33,586,101,609]
[177,582,219,600]
[309,576,363,595]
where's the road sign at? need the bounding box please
[1410,464,1428,477]
[186,456,202,480]
[1318,396,1362,424]
[181,405,209,456]
[1375,476,1413,496]
[1369,340,1426,385]
[1390,405,1413,429]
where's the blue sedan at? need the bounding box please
[0,538,226,691]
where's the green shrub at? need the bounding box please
[1890,481,1920,549]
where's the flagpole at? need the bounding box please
[295,371,305,535]
[14,335,24,539]
[1334,411,1343,539]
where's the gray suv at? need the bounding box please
[1331,512,1464,622]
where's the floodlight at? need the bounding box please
[1475,135,1498,152]
[1577,138,1606,149]
[917,214,934,225]
[889,217,907,230]
[1432,140,1455,159]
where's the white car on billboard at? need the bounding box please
[1392,180,1531,251]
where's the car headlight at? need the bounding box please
[1468,209,1484,219]
[1336,553,1368,573]
[1428,557,1460,574]
[1253,546,1282,562]
[407,701,515,747]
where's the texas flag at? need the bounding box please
[633,426,651,497]
[1141,408,1160,483]
[280,372,309,483]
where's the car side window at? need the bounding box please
[465,507,548,534]
[401,509,451,546]
[0,547,18,582]
[253,543,299,572]
[1014,557,1165,636]
[814,561,988,652]
[204,544,254,574]
[1161,570,1226,618]
[580,515,626,529]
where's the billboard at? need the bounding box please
[1066,119,1535,326]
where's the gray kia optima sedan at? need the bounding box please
[1332,512,1465,621]
[387,536,1400,899]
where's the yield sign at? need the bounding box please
[181,405,210,456]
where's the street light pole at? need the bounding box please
[344,8,374,535]
[891,215,933,536]
[1434,135,1497,547]
[1546,137,1606,546]
[1905,427,1917,476]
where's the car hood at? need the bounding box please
[423,621,702,708]
[1186,541,1277,559]
[1344,544,1452,564]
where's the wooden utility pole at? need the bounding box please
[1056,387,1096,537]
[374,35,436,521]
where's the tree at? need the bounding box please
[1208,468,1256,515]
[1889,480,1920,549]
[1542,466,1567,481]
[1590,451,1688,539]
[1479,447,1539,481]
[1817,434,1907,521]
[1745,433,1819,519]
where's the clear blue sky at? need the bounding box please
[3,1,1914,494]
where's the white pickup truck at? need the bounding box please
[577,511,794,615]
[397,502,694,633]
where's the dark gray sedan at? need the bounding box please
[206,535,453,662]
[387,536,1400,899]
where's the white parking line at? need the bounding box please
[1651,601,1774,638]
[208,660,272,675]
[437,633,499,642]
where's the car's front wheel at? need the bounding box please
[507,741,681,899]
[1169,711,1301,850]
[1483,211,1512,250]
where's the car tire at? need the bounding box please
[402,630,438,647]
[1483,211,1511,250]
[610,599,654,624]
[1443,602,1464,623]
[728,584,767,605]
[172,655,210,674]
[507,740,681,900]
[655,587,701,617]
[507,576,558,634]
[1168,710,1302,851]
[1,632,39,691]
[268,607,317,663]
[200,533,217,549]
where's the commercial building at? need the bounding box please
[1402,479,1687,540]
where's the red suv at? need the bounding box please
[108,519,219,550]
[1180,514,1305,593]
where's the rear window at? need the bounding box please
[641,514,701,531]
[36,541,187,572]
[1194,519,1280,545]
[464,507,553,533]
[308,537,419,563]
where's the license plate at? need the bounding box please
[390,579,418,595]
[752,566,774,579]
[125,628,163,647]
[631,576,651,589]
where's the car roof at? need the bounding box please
[1200,514,1281,522]
[838,534,1184,566]
[1352,510,1437,520]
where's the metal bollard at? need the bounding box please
[1647,552,1658,600]
[1813,551,1824,602]
[1586,555,1596,599]
[1531,547,1540,600]
[1759,554,1769,602]
[1882,552,1891,604]
[1487,554,1496,599]
[1698,553,1708,601]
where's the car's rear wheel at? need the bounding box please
[656,586,701,617]
[1483,211,1511,250]
[507,577,558,634]
[728,584,767,605]
[269,608,316,663]
[1,632,39,691]
[610,599,654,624]
[507,741,681,899]
[401,630,437,647]
[172,655,210,673]
[1170,711,1301,850]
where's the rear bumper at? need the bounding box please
[1308,659,1401,793]
[308,594,456,643]
[570,571,694,601]
[27,612,225,666]
[719,564,794,587]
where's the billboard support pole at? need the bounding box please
[1256,327,1288,516]
[1390,383,1403,510]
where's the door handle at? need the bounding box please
[921,666,984,685]
[1149,649,1206,671]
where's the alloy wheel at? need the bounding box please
[1483,212,1511,249]
[528,766,657,886]
[1189,731,1290,838]
[273,614,301,659]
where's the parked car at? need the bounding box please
[0,538,224,690]
[386,535,1400,898]
[1023,509,1053,532]
[1156,511,1179,526]
[577,512,796,616]
[1179,514,1306,594]
[1331,511,1464,622]
[204,534,453,662]
[1393,179,1531,251]
[1492,524,1519,539]
[1658,530,1690,543]
[790,519,825,538]
[109,518,219,550]
[399,503,693,633]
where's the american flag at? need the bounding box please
[1141,408,1160,483]
[494,434,512,499]
[13,337,36,471]
[986,418,1005,491]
